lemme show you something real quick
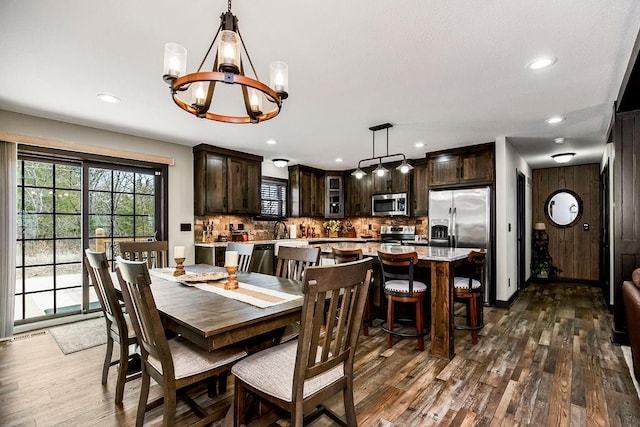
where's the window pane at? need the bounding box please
[114,193,133,214]
[24,241,54,265]
[56,215,81,238]
[55,164,81,189]
[135,215,156,237]
[56,239,82,263]
[23,188,54,213]
[14,295,23,321]
[16,242,22,267]
[89,215,112,237]
[23,161,53,187]
[135,194,155,215]
[90,191,112,214]
[15,268,23,293]
[33,291,55,317]
[56,189,81,213]
[23,214,53,239]
[113,170,134,193]
[89,168,112,191]
[24,266,54,292]
[136,173,155,194]
[113,216,134,237]
[55,288,82,314]
[56,263,82,289]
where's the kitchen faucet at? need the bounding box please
[273,221,289,239]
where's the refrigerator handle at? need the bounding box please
[451,207,457,247]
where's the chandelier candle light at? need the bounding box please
[173,246,186,276]
[351,123,414,179]
[162,0,288,124]
[224,250,239,290]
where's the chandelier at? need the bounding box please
[162,0,288,124]
[351,123,414,179]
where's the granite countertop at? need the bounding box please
[195,239,471,262]
[194,237,379,248]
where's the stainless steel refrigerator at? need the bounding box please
[428,187,491,303]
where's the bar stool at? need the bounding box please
[453,249,486,345]
[377,250,429,351]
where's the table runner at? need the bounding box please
[149,267,301,308]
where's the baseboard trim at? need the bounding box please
[495,290,519,308]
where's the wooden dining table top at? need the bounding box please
[115,265,304,352]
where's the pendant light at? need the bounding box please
[351,123,414,179]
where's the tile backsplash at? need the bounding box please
[194,215,428,243]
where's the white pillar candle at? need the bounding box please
[225,250,238,267]
[174,246,185,259]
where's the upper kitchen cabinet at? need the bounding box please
[412,158,429,216]
[372,161,410,194]
[345,169,373,217]
[193,144,263,216]
[288,165,325,217]
[325,173,344,219]
[428,142,495,187]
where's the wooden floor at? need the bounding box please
[1,282,639,426]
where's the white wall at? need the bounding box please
[0,110,196,264]
[495,136,532,303]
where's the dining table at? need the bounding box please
[115,265,304,353]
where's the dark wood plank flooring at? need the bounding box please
[1,282,638,426]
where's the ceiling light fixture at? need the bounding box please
[162,0,288,124]
[335,158,343,163]
[272,158,289,168]
[554,137,565,144]
[551,153,575,163]
[97,93,121,104]
[527,56,557,70]
[546,116,565,124]
[415,142,425,148]
[351,123,414,179]
[266,139,277,145]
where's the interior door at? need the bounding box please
[517,171,526,290]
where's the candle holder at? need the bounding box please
[224,265,239,290]
[173,258,186,276]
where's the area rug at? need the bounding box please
[48,317,107,355]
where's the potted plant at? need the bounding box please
[323,220,343,238]
[531,259,561,279]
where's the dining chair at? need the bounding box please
[115,257,248,426]
[377,251,429,351]
[226,242,255,273]
[274,246,321,281]
[84,249,140,405]
[232,258,373,427]
[118,240,169,269]
[453,249,487,345]
[332,247,371,336]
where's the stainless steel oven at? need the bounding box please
[372,192,408,217]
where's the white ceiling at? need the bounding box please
[1,1,639,170]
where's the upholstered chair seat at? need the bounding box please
[453,276,482,290]
[384,279,428,294]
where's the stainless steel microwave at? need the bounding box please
[372,193,408,217]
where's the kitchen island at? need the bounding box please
[312,242,472,360]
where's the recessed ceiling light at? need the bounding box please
[415,142,425,148]
[266,139,277,145]
[554,137,565,144]
[527,56,557,70]
[551,153,575,163]
[335,158,343,163]
[97,93,120,104]
[546,116,565,124]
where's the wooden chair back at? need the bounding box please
[377,250,420,293]
[226,242,255,273]
[459,249,487,291]
[294,258,373,411]
[332,247,363,264]
[85,250,126,336]
[275,246,321,281]
[118,240,169,269]
[115,257,175,379]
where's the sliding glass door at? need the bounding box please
[15,155,165,324]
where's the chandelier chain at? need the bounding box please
[228,0,232,12]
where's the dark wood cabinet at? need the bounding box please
[428,143,494,187]
[372,162,410,194]
[227,157,261,214]
[412,158,429,216]
[288,165,325,217]
[193,144,263,216]
[345,170,372,217]
[325,174,344,219]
